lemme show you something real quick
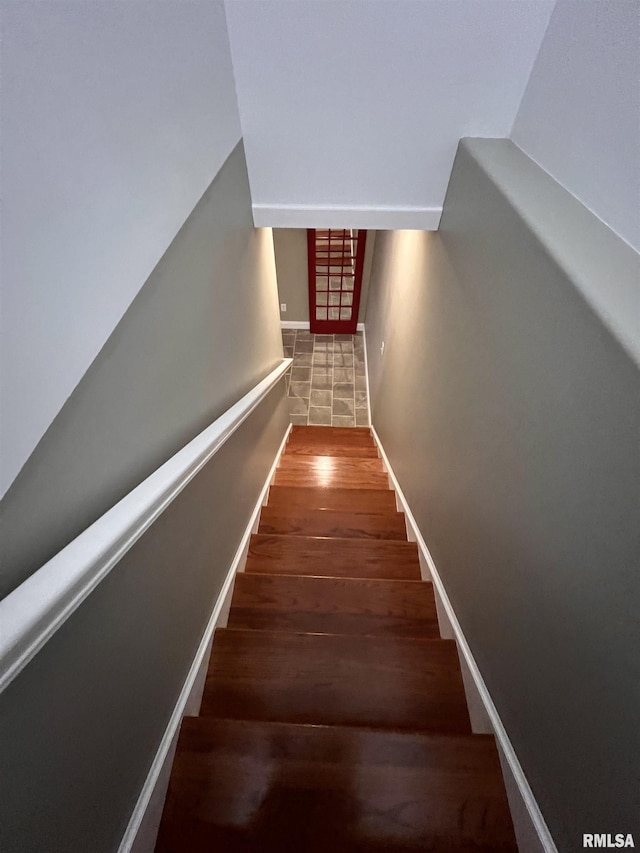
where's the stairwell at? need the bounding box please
[155,425,518,851]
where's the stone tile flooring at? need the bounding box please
[282,329,369,427]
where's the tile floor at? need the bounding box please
[282,329,369,428]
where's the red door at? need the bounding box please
[308,229,367,334]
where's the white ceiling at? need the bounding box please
[225,0,556,229]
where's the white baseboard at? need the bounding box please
[361,326,372,426]
[370,426,558,853]
[281,321,365,332]
[119,423,293,853]
[281,320,309,330]
[254,204,443,231]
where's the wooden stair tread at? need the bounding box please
[156,718,517,853]
[268,485,397,513]
[278,455,383,473]
[258,506,406,540]
[247,534,421,580]
[273,470,389,489]
[201,629,471,733]
[289,425,374,445]
[228,573,439,637]
[274,455,388,489]
[284,442,379,458]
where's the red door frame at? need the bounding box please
[307,228,367,334]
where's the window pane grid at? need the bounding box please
[311,229,363,330]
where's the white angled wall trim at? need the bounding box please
[0,359,293,695]
[254,205,443,231]
[370,425,558,853]
[119,422,293,853]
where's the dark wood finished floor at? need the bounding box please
[157,720,517,853]
[156,426,517,852]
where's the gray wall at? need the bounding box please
[511,0,640,254]
[0,383,290,853]
[274,227,374,324]
[0,141,284,599]
[365,139,640,852]
[273,228,309,321]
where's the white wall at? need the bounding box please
[0,1,242,497]
[225,0,555,229]
[511,0,640,254]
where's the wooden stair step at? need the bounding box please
[284,441,378,458]
[267,485,397,513]
[258,506,406,540]
[273,469,390,489]
[201,629,471,733]
[278,455,383,474]
[228,574,439,638]
[274,455,388,490]
[289,425,374,446]
[246,534,421,580]
[156,718,517,853]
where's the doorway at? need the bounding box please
[307,229,367,334]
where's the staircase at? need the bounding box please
[155,426,518,852]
